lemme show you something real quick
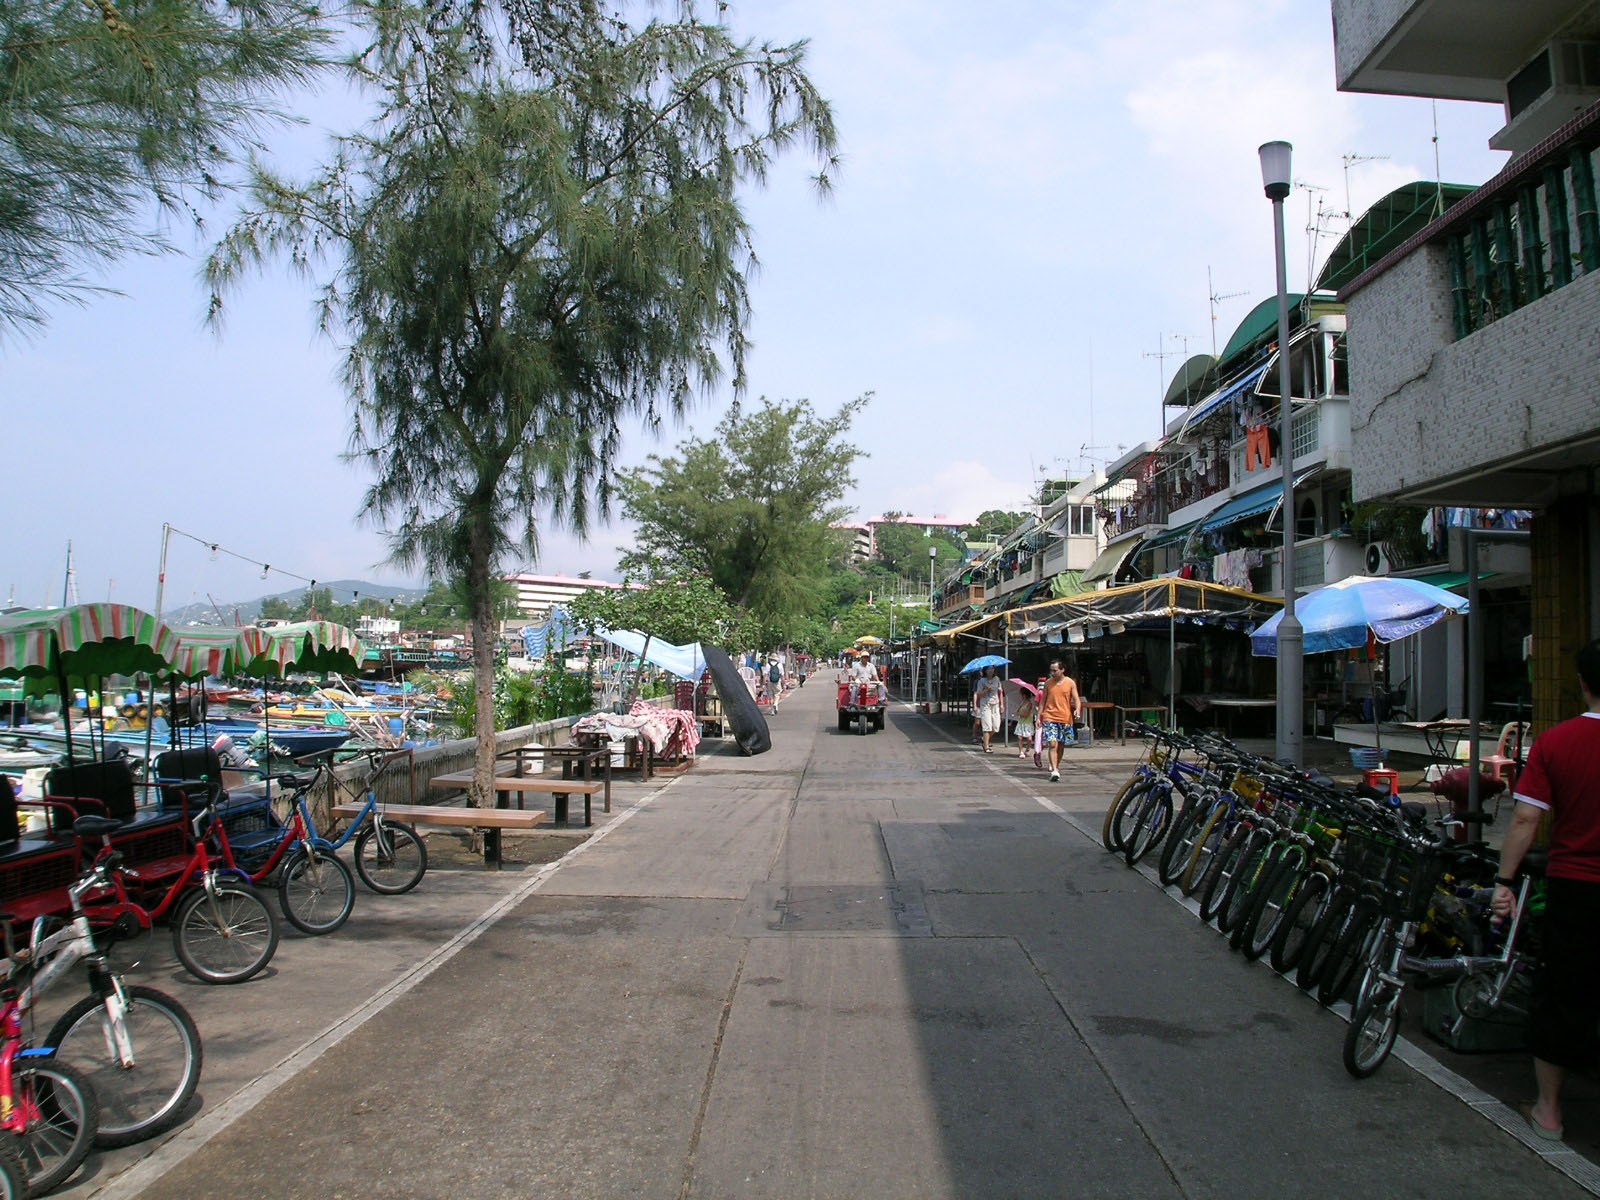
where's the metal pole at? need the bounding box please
[1467,530,1482,823]
[1168,608,1176,729]
[1272,193,1303,765]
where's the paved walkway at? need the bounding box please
[61,681,1595,1198]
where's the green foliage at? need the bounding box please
[1351,504,1430,567]
[569,573,750,650]
[963,510,1028,542]
[447,657,594,736]
[618,396,867,629]
[872,518,963,582]
[0,1,333,333]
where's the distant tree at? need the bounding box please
[618,396,866,629]
[257,596,294,621]
[0,1,332,333]
[569,573,750,702]
[872,518,962,581]
[963,509,1029,542]
[207,2,835,813]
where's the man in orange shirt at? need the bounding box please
[1038,658,1082,783]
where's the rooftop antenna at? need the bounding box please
[1142,333,1182,434]
[1342,153,1390,224]
[1207,267,1247,355]
[1296,179,1330,291]
[1431,100,1445,213]
[62,541,78,608]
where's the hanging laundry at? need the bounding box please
[1245,423,1273,471]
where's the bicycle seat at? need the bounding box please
[275,774,310,790]
[73,815,123,837]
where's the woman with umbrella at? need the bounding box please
[973,665,1005,754]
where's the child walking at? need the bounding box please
[1013,693,1037,760]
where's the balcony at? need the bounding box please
[1341,104,1600,508]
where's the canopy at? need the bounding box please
[590,627,706,682]
[1198,480,1284,533]
[1082,540,1141,586]
[169,625,269,679]
[0,603,181,685]
[1008,579,1281,642]
[1179,365,1267,437]
[520,606,573,659]
[247,621,367,676]
[1250,575,1469,656]
[854,636,885,646]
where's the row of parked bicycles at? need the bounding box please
[0,746,427,1196]
[1100,723,1541,1080]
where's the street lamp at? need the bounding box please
[928,544,938,617]
[1260,139,1302,765]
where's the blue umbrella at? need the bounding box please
[958,654,1011,674]
[1250,575,1469,657]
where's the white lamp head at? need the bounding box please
[1258,140,1292,201]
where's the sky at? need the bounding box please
[4,0,1512,614]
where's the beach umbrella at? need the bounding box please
[1002,677,1039,708]
[1250,575,1469,757]
[854,635,885,646]
[1249,576,1468,657]
[958,654,1011,674]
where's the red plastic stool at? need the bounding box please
[1362,767,1400,796]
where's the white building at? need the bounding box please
[503,572,628,620]
[353,615,401,643]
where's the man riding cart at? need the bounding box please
[837,651,887,734]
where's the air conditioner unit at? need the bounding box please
[1364,542,1394,577]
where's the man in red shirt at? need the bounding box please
[1492,640,1600,1142]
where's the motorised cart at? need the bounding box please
[836,676,886,735]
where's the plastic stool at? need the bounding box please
[1362,767,1400,796]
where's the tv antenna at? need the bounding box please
[1342,153,1390,222]
[1296,179,1331,290]
[1143,333,1183,431]
[1207,267,1246,355]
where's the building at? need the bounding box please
[1331,0,1592,730]
[831,522,874,563]
[502,573,627,620]
[353,615,401,644]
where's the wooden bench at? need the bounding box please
[331,802,547,870]
[426,771,605,827]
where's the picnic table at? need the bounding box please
[496,744,612,815]
[1116,705,1172,743]
[427,768,604,828]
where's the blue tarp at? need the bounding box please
[589,627,707,682]
[1180,365,1267,434]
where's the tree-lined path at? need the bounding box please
[112,681,1583,1198]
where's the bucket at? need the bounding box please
[1349,747,1383,771]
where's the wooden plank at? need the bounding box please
[330,803,546,830]
[426,775,601,796]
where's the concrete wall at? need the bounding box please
[1332,0,1416,89]
[1346,247,1600,503]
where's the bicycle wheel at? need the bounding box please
[1103,781,1151,855]
[1179,805,1229,897]
[1197,825,1253,925]
[1156,804,1203,886]
[0,1134,24,1200]
[1296,890,1355,993]
[1101,773,1144,848]
[1343,982,1403,1077]
[1241,845,1308,961]
[47,985,203,1148]
[1217,831,1270,935]
[1318,899,1380,1007]
[1123,787,1173,868]
[1269,870,1330,974]
[14,1055,98,1194]
[173,881,280,984]
[279,847,356,936]
[353,820,427,894]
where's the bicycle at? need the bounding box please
[71,809,280,986]
[0,923,97,1195]
[6,854,203,1148]
[160,766,355,937]
[278,750,427,895]
[1341,815,1514,1077]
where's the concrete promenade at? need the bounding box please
[55,680,1596,1198]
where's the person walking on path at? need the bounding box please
[765,656,784,714]
[1039,659,1081,782]
[1013,690,1037,761]
[973,666,1004,754]
[1492,639,1600,1144]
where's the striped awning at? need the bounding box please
[0,604,181,683]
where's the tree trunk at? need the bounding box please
[467,523,499,815]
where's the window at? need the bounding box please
[1067,505,1095,537]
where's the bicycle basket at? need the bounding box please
[1338,825,1398,886]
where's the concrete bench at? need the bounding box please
[331,802,547,870]
[426,771,605,827]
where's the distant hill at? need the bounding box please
[163,579,424,627]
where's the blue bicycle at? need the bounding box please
[273,749,427,895]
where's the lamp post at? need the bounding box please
[1260,139,1302,765]
[928,545,938,617]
